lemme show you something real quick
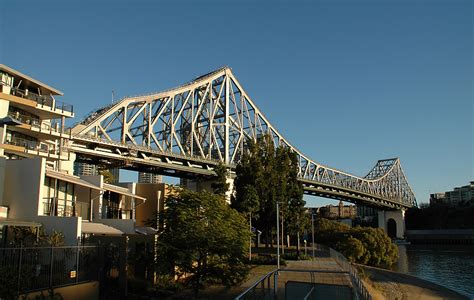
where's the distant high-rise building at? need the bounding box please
[430,181,474,207]
[74,162,119,183]
[138,172,162,184]
[74,162,98,177]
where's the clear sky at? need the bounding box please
[1,0,472,206]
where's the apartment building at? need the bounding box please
[0,64,73,170]
[74,161,120,183]
[0,65,152,245]
[138,171,162,184]
[430,181,474,207]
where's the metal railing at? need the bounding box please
[8,111,68,136]
[0,246,99,297]
[235,269,354,300]
[9,86,73,114]
[328,248,372,300]
[4,136,56,154]
[236,246,372,300]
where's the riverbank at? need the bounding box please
[359,264,469,300]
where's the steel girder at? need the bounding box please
[70,67,417,209]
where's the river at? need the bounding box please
[393,244,474,299]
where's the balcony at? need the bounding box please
[7,86,73,115]
[3,136,67,159]
[43,198,90,219]
[101,205,133,220]
[7,111,71,138]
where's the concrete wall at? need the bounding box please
[0,157,6,207]
[35,215,82,245]
[61,151,76,174]
[134,183,165,227]
[182,176,234,204]
[3,157,44,219]
[98,218,135,234]
[378,210,405,239]
[75,184,93,221]
[81,175,103,220]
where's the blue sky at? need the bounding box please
[1,0,472,206]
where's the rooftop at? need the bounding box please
[0,64,63,96]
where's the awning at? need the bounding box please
[0,218,41,227]
[103,183,146,202]
[135,226,158,235]
[46,169,104,191]
[81,222,124,236]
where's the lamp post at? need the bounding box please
[276,201,280,270]
[311,212,315,258]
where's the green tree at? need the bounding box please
[313,218,398,268]
[233,134,305,248]
[211,163,230,196]
[157,189,250,298]
[98,169,115,183]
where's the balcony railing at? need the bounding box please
[101,206,133,220]
[7,111,71,137]
[5,136,56,154]
[42,198,90,219]
[7,86,73,114]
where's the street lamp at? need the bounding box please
[312,212,315,259]
[276,201,280,270]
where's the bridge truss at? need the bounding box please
[70,67,416,209]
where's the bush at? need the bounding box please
[249,254,287,266]
[315,218,398,268]
[281,253,312,261]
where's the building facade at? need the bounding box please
[138,172,162,184]
[0,65,152,246]
[430,181,474,206]
[0,64,74,170]
[74,162,120,183]
[319,201,357,219]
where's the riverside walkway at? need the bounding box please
[235,247,365,300]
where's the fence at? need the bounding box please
[328,247,372,300]
[0,246,99,297]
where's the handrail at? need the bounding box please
[235,246,372,300]
[6,85,73,114]
[235,268,278,299]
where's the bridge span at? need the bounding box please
[69,67,416,210]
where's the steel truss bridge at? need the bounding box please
[70,67,416,210]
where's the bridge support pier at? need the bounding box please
[378,210,405,239]
[181,176,234,203]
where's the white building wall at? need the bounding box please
[80,175,104,220]
[35,215,82,246]
[3,157,44,219]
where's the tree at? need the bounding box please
[233,134,305,248]
[313,218,398,268]
[211,163,230,196]
[98,169,115,183]
[157,189,250,298]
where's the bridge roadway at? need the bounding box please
[70,134,412,210]
[69,67,416,210]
